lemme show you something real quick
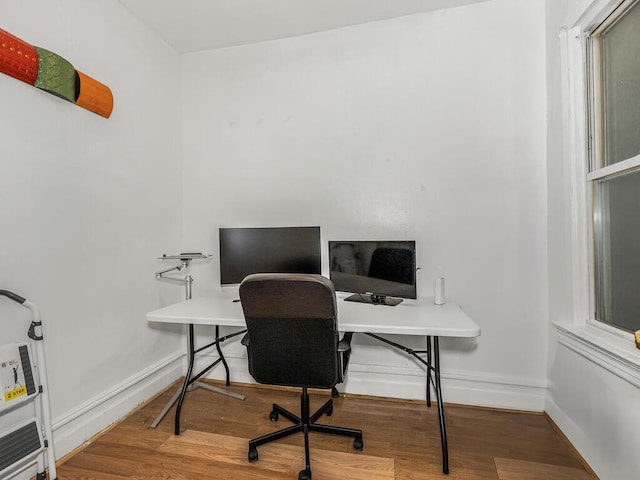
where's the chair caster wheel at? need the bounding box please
[353,437,363,451]
[298,468,312,480]
[326,404,333,417]
[248,447,258,462]
[269,410,279,421]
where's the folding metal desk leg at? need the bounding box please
[214,325,230,386]
[193,381,245,399]
[151,255,244,430]
[433,336,449,474]
[150,323,245,431]
[150,388,182,429]
[174,324,197,435]
[150,377,244,430]
[357,331,449,474]
[426,335,432,407]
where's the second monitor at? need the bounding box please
[219,226,321,285]
[328,240,416,306]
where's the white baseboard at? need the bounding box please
[544,396,595,473]
[544,396,583,447]
[51,352,183,460]
[203,353,548,411]
[344,363,547,411]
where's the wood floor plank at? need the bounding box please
[62,450,152,478]
[58,464,132,480]
[395,455,499,480]
[448,408,586,470]
[158,429,395,480]
[495,457,593,480]
[66,441,288,480]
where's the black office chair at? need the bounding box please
[239,273,363,480]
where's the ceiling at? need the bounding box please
[119,0,489,53]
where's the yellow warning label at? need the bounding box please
[4,385,27,402]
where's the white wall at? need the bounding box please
[545,1,640,479]
[181,0,549,410]
[0,0,185,469]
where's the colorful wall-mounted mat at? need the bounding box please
[34,47,77,103]
[0,28,39,84]
[75,70,113,118]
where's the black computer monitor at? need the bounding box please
[219,226,321,285]
[328,240,416,305]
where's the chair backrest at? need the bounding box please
[239,273,340,389]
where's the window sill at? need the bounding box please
[553,322,640,388]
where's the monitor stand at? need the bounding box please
[344,293,403,306]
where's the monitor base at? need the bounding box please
[344,293,403,306]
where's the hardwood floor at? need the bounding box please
[56,381,595,479]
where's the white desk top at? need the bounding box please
[147,288,480,338]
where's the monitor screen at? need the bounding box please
[328,240,417,301]
[219,226,321,285]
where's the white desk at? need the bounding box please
[147,288,480,474]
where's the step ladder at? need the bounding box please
[0,290,57,480]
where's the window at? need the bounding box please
[587,0,640,333]
[556,0,640,384]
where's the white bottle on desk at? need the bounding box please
[434,277,445,305]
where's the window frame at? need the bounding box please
[556,0,640,385]
[587,0,640,332]
[586,0,640,178]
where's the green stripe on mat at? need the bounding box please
[34,47,77,103]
